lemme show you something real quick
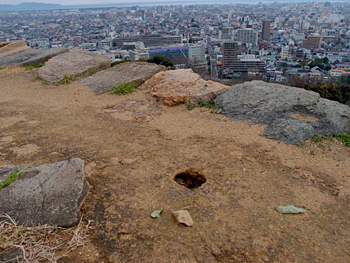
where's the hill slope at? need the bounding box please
[0,67,349,263]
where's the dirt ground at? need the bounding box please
[1,66,350,263]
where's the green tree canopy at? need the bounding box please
[147,55,174,67]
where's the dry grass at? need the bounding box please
[0,214,91,263]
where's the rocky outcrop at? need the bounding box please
[0,47,68,67]
[80,62,166,95]
[141,69,228,106]
[38,50,110,83]
[0,40,31,58]
[215,81,350,144]
[0,159,89,227]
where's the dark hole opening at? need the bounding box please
[174,171,206,189]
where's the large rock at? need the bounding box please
[0,40,31,58]
[38,50,110,83]
[0,159,89,227]
[141,69,228,106]
[0,47,68,67]
[80,62,166,95]
[215,81,350,144]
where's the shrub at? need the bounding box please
[110,81,138,95]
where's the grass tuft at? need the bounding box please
[335,133,350,146]
[22,63,45,70]
[186,103,195,110]
[0,167,31,190]
[110,81,138,95]
[0,214,90,262]
[198,100,216,109]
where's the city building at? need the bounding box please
[236,29,258,45]
[262,21,271,40]
[280,45,289,59]
[113,34,182,48]
[221,41,240,70]
[129,49,150,61]
[302,35,322,49]
[149,45,189,66]
[220,27,233,40]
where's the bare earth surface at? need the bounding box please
[0,67,350,263]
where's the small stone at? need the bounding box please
[172,210,194,227]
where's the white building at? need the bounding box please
[236,29,258,45]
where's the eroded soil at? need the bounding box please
[1,67,350,263]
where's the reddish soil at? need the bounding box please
[1,67,350,263]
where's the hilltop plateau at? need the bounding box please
[0,64,350,263]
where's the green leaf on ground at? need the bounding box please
[276,205,308,214]
[151,208,164,218]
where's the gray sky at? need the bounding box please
[0,0,177,5]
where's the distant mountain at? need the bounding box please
[0,2,62,11]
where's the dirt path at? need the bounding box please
[1,67,350,263]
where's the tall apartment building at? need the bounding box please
[302,35,322,49]
[222,41,264,73]
[221,41,240,70]
[236,29,258,45]
[262,21,271,40]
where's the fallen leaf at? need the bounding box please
[151,208,164,218]
[276,205,308,214]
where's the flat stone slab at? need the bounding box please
[215,81,350,144]
[38,50,111,83]
[0,40,31,58]
[0,47,68,67]
[141,69,228,106]
[0,158,89,227]
[80,62,166,95]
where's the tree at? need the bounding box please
[147,55,174,67]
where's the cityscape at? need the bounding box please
[1,1,350,88]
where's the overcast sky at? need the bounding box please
[0,0,183,5]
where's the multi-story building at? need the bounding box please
[262,21,270,40]
[220,27,233,40]
[236,29,258,45]
[113,34,182,48]
[302,35,322,49]
[280,45,289,59]
[221,41,240,70]
[188,44,206,70]
[129,49,150,61]
[28,38,50,48]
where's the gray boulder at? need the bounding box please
[0,159,89,227]
[215,81,350,144]
[0,47,68,67]
[80,62,166,95]
[38,50,110,83]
